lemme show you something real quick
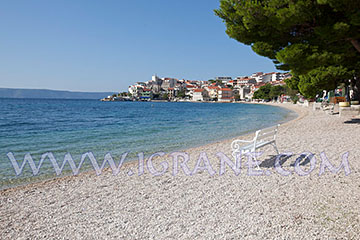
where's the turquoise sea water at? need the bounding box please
[0,98,296,189]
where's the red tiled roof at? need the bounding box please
[219,88,232,91]
[194,89,203,92]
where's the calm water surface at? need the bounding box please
[0,98,297,189]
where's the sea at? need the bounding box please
[0,98,297,189]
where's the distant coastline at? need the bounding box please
[0,88,116,100]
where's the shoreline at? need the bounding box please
[1,102,359,238]
[0,102,300,192]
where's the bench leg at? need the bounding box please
[250,149,261,170]
[235,150,261,170]
[272,143,279,155]
[254,154,261,170]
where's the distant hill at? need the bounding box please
[0,88,117,99]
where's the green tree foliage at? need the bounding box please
[162,93,169,100]
[269,85,285,99]
[215,0,360,99]
[253,83,272,100]
[298,66,353,98]
[253,84,287,100]
[152,93,160,99]
[177,90,186,98]
[252,90,262,100]
[284,85,299,99]
[118,92,128,97]
[234,94,240,101]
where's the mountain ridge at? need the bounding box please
[0,88,116,99]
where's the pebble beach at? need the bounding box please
[1,103,359,239]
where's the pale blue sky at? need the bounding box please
[0,0,278,92]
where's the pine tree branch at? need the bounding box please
[350,39,360,53]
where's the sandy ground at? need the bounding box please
[1,103,360,239]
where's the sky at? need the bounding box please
[0,0,279,92]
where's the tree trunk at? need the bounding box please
[351,77,360,101]
[350,39,360,53]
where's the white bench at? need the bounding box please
[231,124,280,160]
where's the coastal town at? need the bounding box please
[101,72,291,102]
[3,0,360,239]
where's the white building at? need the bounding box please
[236,77,257,85]
[238,86,251,99]
[215,76,232,84]
[128,84,144,96]
[204,86,219,100]
[218,88,233,102]
[271,72,284,81]
[192,89,204,101]
[257,72,285,83]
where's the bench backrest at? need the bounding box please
[254,124,280,144]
